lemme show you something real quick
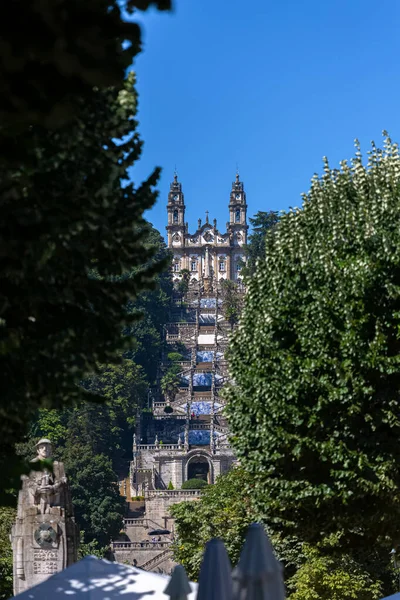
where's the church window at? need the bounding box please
[191,260,197,272]
[236,262,242,271]
[235,209,241,223]
[219,261,225,271]
[174,261,180,272]
[173,210,179,223]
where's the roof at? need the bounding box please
[12,555,197,599]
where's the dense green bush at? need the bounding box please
[181,478,208,490]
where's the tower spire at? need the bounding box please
[166,172,185,249]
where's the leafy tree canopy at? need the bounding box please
[0,0,170,129]
[0,21,171,496]
[226,135,400,594]
[220,280,242,328]
[288,541,383,600]
[12,228,172,546]
[171,468,255,580]
[0,507,15,599]
[172,469,386,600]
[242,210,279,276]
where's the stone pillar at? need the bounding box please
[226,253,232,281]
[12,439,79,595]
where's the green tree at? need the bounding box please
[64,445,125,547]
[0,69,168,500]
[123,225,173,383]
[242,210,279,276]
[226,135,400,594]
[220,280,242,328]
[176,269,191,298]
[288,543,383,600]
[160,352,184,403]
[0,507,15,599]
[13,232,173,548]
[170,468,256,580]
[0,0,170,129]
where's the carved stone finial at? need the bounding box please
[213,218,217,229]
[205,210,209,224]
[198,218,201,229]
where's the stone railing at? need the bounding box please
[123,518,147,527]
[136,444,185,452]
[140,548,173,570]
[190,423,211,430]
[145,490,202,499]
[112,541,171,550]
[166,333,179,341]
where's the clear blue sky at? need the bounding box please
[128,0,400,239]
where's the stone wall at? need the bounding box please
[135,447,236,490]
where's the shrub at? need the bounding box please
[181,478,208,490]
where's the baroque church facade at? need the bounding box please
[167,172,248,285]
[112,174,248,573]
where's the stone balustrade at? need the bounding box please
[112,541,171,550]
[136,444,185,451]
[145,490,202,498]
[123,518,147,526]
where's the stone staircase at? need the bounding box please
[140,548,174,571]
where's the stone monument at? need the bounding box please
[12,438,79,595]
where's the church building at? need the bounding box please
[166,172,248,284]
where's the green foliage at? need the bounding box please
[176,269,191,297]
[226,135,400,594]
[77,531,108,560]
[0,58,170,500]
[220,280,242,327]
[123,227,173,383]
[171,469,255,579]
[160,352,184,402]
[0,0,171,128]
[0,507,15,599]
[167,481,174,490]
[288,544,383,600]
[13,226,173,547]
[64,445,125,547]
[181,478,208,489]
[242,210,279,276]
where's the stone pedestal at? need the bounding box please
[12,440,79,595]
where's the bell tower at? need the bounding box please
[228,172,248,241]
[166,172,186,248]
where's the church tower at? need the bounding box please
[166,172,185,249]
[228,172,248,242]
[166,172,248,284]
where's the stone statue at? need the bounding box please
[27,439,67,515]
[12,438,79,595]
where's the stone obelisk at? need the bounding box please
[12,438,79,595]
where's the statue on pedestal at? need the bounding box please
[12,439,79,595]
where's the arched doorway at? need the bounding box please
[187,455,210,483]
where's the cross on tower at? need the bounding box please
[205,210,209,223]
